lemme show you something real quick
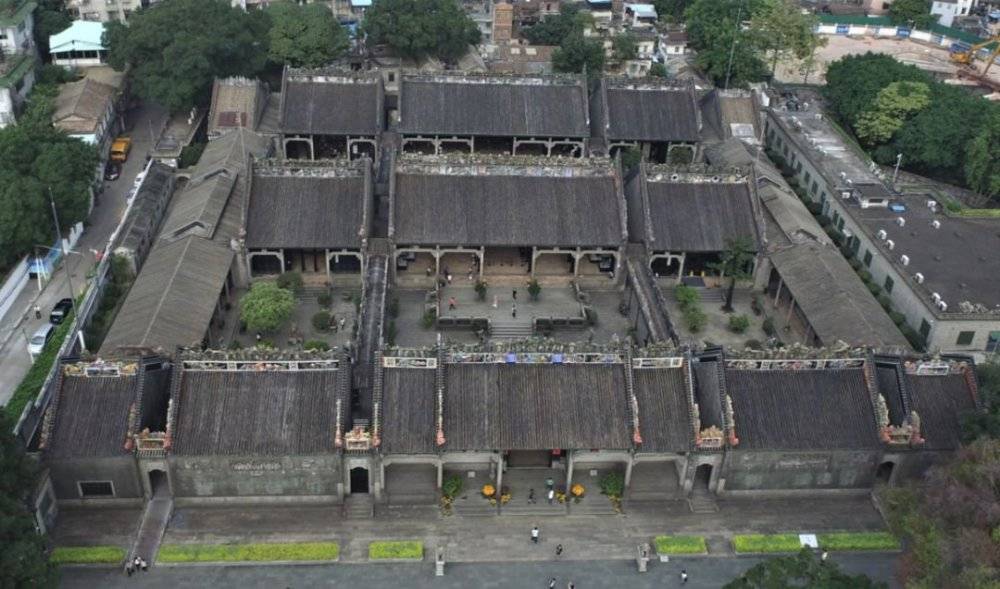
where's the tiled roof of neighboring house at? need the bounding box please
[664,30,688,44]
[769,243,909,348]
[643,177,759,252]
[246,162,368,249]
[391,157,625,247]
[46,373,136,458]
[602,81,700,142]
[279,69,383,136]
[905,373,979,450]
[443,363,502,451]
[170,369,342,455]
[117,162,175,255]
[100,236,234,353]
[208,77,269,137]
[379,367,437,454]
[632,367,693,452]
[699,90,759,143]
[52,77,117,136]
[48,19,104,53]
[726,368,881,450]
[397,73,590,138]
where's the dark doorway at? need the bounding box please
[694,464,712,490]
[350,467,369,494]
[876,462,894,485]
[506,450,551,468]
[148,470,169,498]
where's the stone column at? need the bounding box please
[434,249,442,279]
[530,247,538,278]
[325,249,332,279]
[495,454,504,514]
[478,247,485,280]
[565,450,575,492]
[624,453,635,488]
[437,460,443,489]
[675,253,686,281]
[773,277,783,306]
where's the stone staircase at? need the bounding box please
[691,288,725,304]
[342,494,374,519]
[687,487,719,514]
[130,492,173,566]
[490,320,534,340]
[299,285,328,301]
[451,497,499,517]
[501,500,568,517]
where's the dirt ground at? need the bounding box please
[775,34,1000,86]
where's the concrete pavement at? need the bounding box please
[0,102,167,408]
[58,554,901,588]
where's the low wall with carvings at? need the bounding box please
[169,454,342,499]
[721,449,879,492]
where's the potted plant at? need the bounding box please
[527,278,541,301]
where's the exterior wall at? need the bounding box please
[169,454,342,500]
[69,0,148,22]
[48,456,144,502]
[883,449,955,484]
[720,449,880,495]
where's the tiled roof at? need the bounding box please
[379,367,437,454]
[644,179,759,252]
[905,373,978,450]
[604,84,700,142]
[47,374,136,458]
[632,367,693,452]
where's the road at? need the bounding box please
[0,101,167,408]
[59,554,900,588]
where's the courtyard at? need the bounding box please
[658,283,772,350]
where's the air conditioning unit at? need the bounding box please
[876,229,888,241]
[932,292,941,304]
[841,191,852,199]
[926,199,937,209]
[842,228,853,238]
[931,220,941,229]
[938,301,948,312]
[900,254,910,266]
[914,272,924,284]
[839,171,847,180]
[896,217,905,227]
[886,239,895,250]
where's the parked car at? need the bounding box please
[104,162,121,181]
[28,323,55,357]
[49,298,73,324]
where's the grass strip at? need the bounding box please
[732,534,802,553]
[157,542,339,562]
[818,532,900,551]
[3,311,73,421]
[653,535,707,554]
[50,546,125,565]
[368,540,423,560]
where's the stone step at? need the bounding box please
[342,496,374,519]
[452,500,498,517]
[687,493,719,514]
[567,499,617,515]
[501,502,568,516]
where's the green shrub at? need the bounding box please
[684,306,707,332]
[744,339,763,350]
[866,282,881,296]
[889,311,906,326]
[806,201,823,215]
[858,270,872,283]
[442,474,463,499]
[4,311,73,420]
[158,542,339,562]
[673,284,700,310]
[179,142,206,168]
[303,339,329,351]
[386,320,397,347]
[585,306,598,325]
[311,311,331,332]
[848,258,863,271]
[899,325,926,351]
[421,308,436,329]
[317,292,332,308]
[241,282,294,333]
[762,317,775,337]
[818,532,900,551]
[368,541,423,560]
[276,271,303,292]
[728,314,750,334]
[654,536,707,555]
[50,546,126,564]
[387,296,400,318]
[877,293,892,310]
[732,534,802,553]
[474,280,488,301]
[527,278,541,301]
[599,472,625,498]
[228,340,243,350]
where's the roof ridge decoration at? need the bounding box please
[123,361,147,452]
[624,348,641,445]
[253,158,366,178]
[401,71,585,86]
[164,364,184,452]
[605,76,693,91]
[436,340,446,447]
[644,164,749,183]
[713,349,739,447]
[395,153,616,176]
[286,67,382,84]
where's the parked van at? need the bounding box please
[110,137,132,162]
[28,323,55,358]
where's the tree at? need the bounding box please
[0,412,59,588]
[361,0,480,63]
[521,4,592,45]
[708,236,755,312]
[240,281,295,333]
[649,62,668,78]
[750,0,825,77]
[724,549,885,588]
[265,1,348,68]
[685,0,769,87]
[962,360,1000,441]
[823,53,930,129]
[612,32,638,62]
[552,32,605,74]
[104,0,268,113]
[888,0,937,29]
[32,0,73,60]
[652,0,691,23]
[0,90,100,271]
[965,110,1000,200]
[855,81,931,146]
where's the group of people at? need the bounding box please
[123,555,148,576]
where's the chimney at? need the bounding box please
[493,2,514,46]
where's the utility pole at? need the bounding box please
[892,153,903,185]
[49,189,87,352]
[724,0,745,91]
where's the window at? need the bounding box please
[78,481,115,498]
[863,250,872,267]
[820,191,827,204]
[837,217,845,231]
[956,331,975,346]
[883,276,894,293]
[811,180,819,195]
[804,171,811,185]
[919,319,931,339]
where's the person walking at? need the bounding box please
[512,289,517,301]
[132,556,141,573]
[124,560,133,577]
[567,582,575,589]
[33,305,41,319]
[528,488,536,504]
[545,477,555,490]
[531,525,540,544]
[448,297,457,310]
[555,544,563,558]
[512,303,517,318]
[548,578,556,589]
[547,488,555,504]
[680,569,688,584]
[821,550,829,563]
[140,558,148,572]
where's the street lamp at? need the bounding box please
[892,153,903,185]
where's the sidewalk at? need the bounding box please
[0,102,167,407]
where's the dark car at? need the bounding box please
[49,298,73,324]
[104,162,121,181]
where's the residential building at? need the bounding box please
[49,21,108,69]
[765,102,1000,354]
[0,0,35,57]
[52,68,125,153]
[661,30,688,56]
[624,3,657,27]
[0,51,34,127]
[67,0,155,22]
[931,0,978,27]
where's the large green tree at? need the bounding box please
[361,0,480,63]
[521,3,592,45]
[265,1,349,68]
[240,281,294,333]
[103,0,268,113]
[32,0,73,60]
[0,89,99,271]
[552,32,605,74]
[724,549,885,588]
[964,110,1000,200]
[685,0,769,87]
[888,0,937,29]
[0,412,59,588]
[750,0,825,76]
[612,32,638,62]
[962,360,1000,441]
[823,52,930,127]
[855,81,931,146]
[652,0,691,23]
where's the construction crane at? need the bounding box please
[950,35,1000,77]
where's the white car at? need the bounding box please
[28,323,55,357]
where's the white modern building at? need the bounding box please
[49,21,108,69]
[931,0,978,27]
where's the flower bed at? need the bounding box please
[157,542,339,562]
[50,546,125,565]
[653,535,707,555]
[818,532,900,551]
[368,541,423,561]
[732,534,802,553]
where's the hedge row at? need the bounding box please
[368,541,423,560]
[157,542,340,562]
[50,546,126,564]
[732,534,802,553]
[3,311,74,421]
[653,535,707,554]
[818,532,901,551]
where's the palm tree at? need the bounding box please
[709,236,756,313]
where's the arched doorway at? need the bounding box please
[350,467,369,494]
[148,470,169,498]
[694,464,713,490]
[876,462,894,485]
